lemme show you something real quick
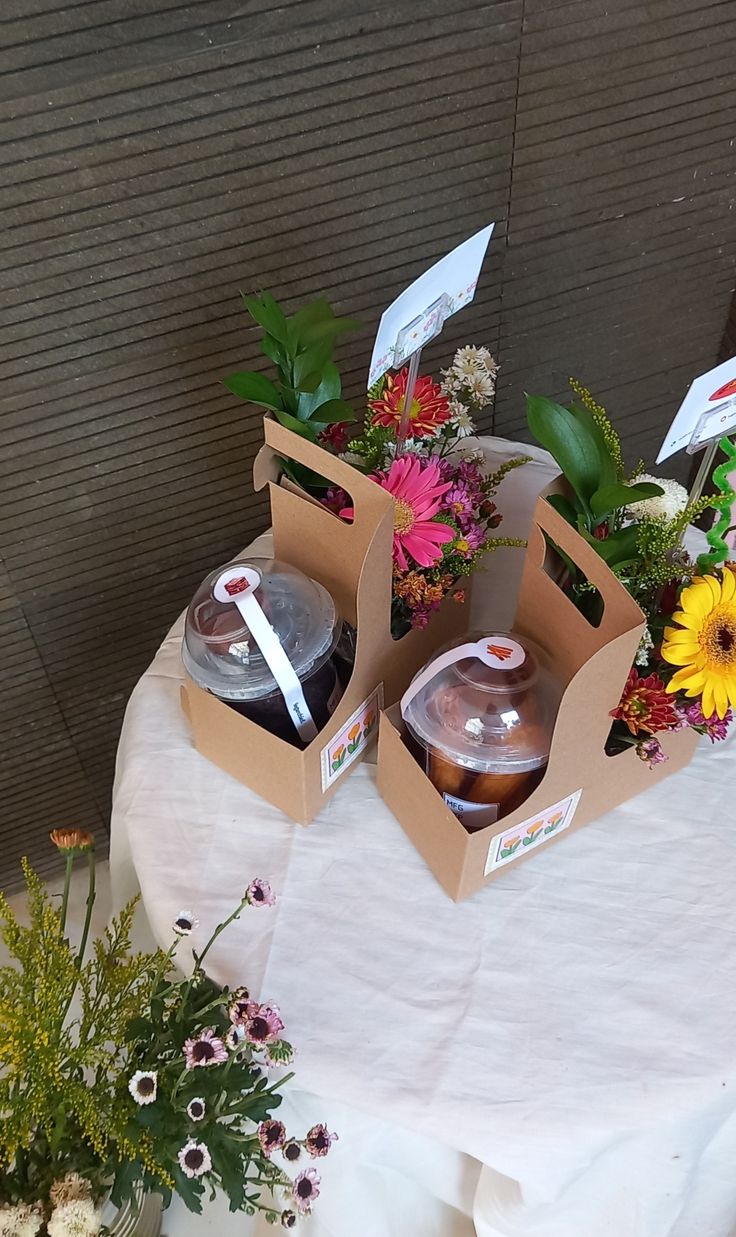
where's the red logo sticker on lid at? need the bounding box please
[213,565,262,605]
[476,636,526,670]
[710,378,736,401]
[224,575,250,596]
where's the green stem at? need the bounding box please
[58,853,74,937]
[177,896,249,1018]
[198,898,248,969]
[75,849,96,970]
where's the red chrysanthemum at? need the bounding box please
[610,668,679,736]
[369,368,451,438]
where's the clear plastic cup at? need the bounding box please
[182,557,343,747]
[402,632,560,832]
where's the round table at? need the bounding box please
[110,440,736,1237]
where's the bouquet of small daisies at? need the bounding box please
[0,832,334,1235]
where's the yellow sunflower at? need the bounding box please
[662,570,736,719]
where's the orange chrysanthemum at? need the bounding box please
[49,828,95,852]
[369,368,451,438]
[611,668,679,736]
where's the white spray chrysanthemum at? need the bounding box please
[47,1198,101,1237]
[628,474,688,522]
[0,1203,44,1237]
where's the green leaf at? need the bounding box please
[279,457,332,491]
[526,395,602,513]
[222,371,283,411]
[590,481,663,519]
[567,401,618,490]
[243,292,288,344]
[296,361,341,419]
[261,333,286,371]
[308,398,355,425]
[545,493,580,527]
[577,523,640,566]
[293,341,333,389]
[301,315,361,346]
[273,408,318,438]
[287,298,336,351]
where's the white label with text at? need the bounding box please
[443,794,499,831]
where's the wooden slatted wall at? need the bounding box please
[1,0,735,887]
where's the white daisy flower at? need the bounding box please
[187,1097,206,1121]
[448,402,475,437]
[628,474,688,522]
[178,1140,212,1179]
[453,345,486,370]
[173,911,198,936]
[47,1198,100,1237]
[128,1069,157,1106]
[466,372,495,405]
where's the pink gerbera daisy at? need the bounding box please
[343,456,454,572]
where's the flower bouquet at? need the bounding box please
[0,831,335,1235]
[526,382,734,765]
[224,295,527,639]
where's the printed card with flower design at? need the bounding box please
[485,789,582,874]
[320,685,384,791]
[657,356,736,462]
[368,224,495,387]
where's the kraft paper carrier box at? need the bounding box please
[377,493,698,902]
[180,418,469,824]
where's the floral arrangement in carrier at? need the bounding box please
[0,831,335,1235]
[526,382,733,765]
[223,295,528,640]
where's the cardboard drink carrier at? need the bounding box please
[180,418,469,824]
[377,492,698,900]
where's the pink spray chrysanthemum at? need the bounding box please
[258,1119,286,1157]
[443,485,475,523]
[183,1027,228,1069]
[244,1002,285,1046]
[292,1168,321,1214]
[305,1124,338,1158]
[245,878,276,907]
[680,701,733,741]
[342,456,454,572]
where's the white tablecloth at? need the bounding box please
[110,440,736,1237]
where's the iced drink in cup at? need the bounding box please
[182,557,343,747]
[401,632,560,831]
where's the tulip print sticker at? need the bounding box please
[656,355,736,463]
[320,685,384,791]
[485,789,582,874]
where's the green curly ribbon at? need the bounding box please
[697,435,736,571]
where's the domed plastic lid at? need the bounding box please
[182,557,340,703]
[401,632,559,774]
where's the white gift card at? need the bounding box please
[367,224,495,388]
[656,357,736,463]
